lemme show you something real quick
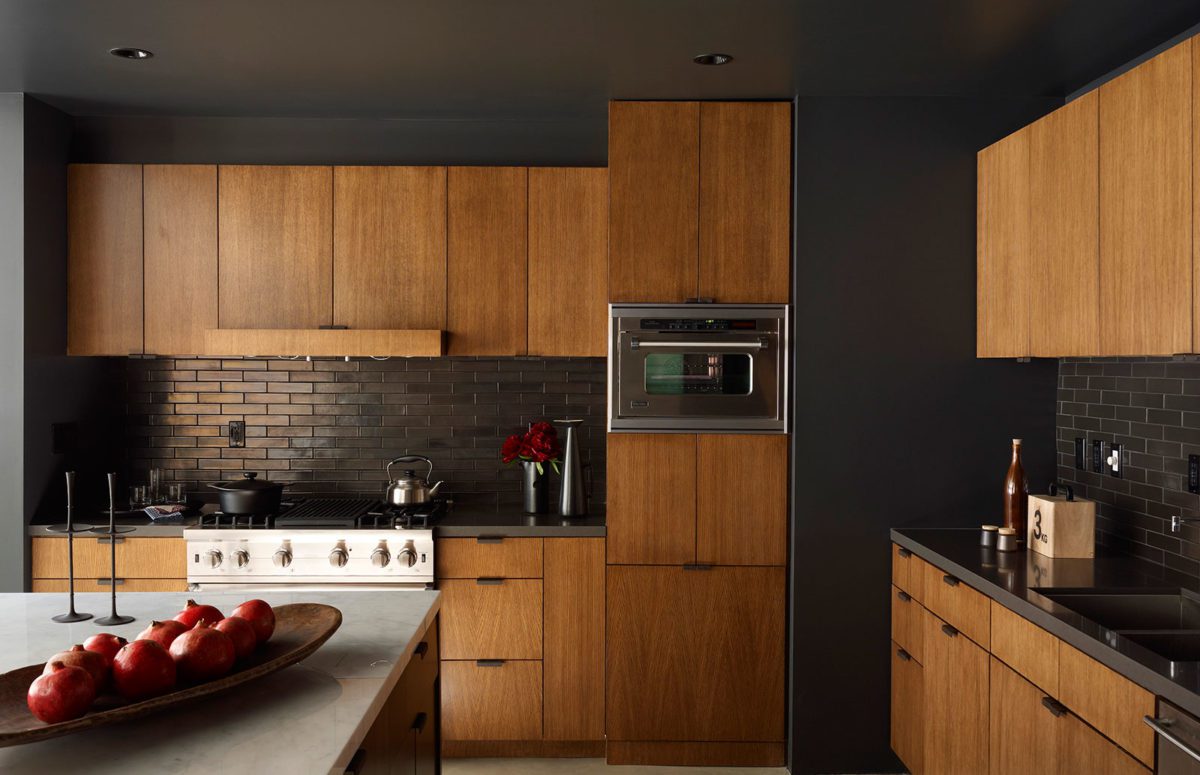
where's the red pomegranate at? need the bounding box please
[169,621,235,683]
[214,616,257,660]
[27,661,95,724]
[45,645,108,692]
[136,620,189,651]
[231,599,275,644]
[174,599,224,629]
[82,633,127,669]
[112,640,176,701]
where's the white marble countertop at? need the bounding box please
[0,590,440,775]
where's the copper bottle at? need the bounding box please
[1003,438,1028,536]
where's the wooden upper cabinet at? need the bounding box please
[696,434,788,566]
[67,164,143,355]
[447,166,527,355]
[609,101,700,303]
[528,167,608,356]
[698,102,791,303]
[333,166,447,330]
[977,127,1030,358]
[1100,39,1193,355]
[1029,93,1100,357]
[217,165,333,330]
[606,433,696,565]
[144,165,218,355]
[1194,38,1200,350]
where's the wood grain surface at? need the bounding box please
[202,327,443,357]
[441,660,542,741]
[31,579,189,593]
[435,537,542,579]
[890,640,923,775]
[923,608,989,775]
[543,538,605,742]
[437,579,542,660]
[921,560,990,647]
[990,656,1052,775]
[890,585,924,664]
[1058,643,1155,767]
[976,127,1030,357]
[31,536,186,580]
[990,599,1060,695]
[605,433,696,565]
[696,434,787,565]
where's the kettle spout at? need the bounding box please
[429,481,444,497]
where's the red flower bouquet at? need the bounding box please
[501,422,561,475]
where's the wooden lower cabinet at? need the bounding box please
[606,565,785,764]
[31,578,188,593]
[442,660,542,741]
[31,536,187,592]
[437,579,542,660]
[359,616,439,775]
[923,609,989,775]
[890,642,923,774]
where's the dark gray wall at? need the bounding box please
[789,97,1059,774]
[0,93,24,592]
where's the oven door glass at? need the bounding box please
[643,352,753,395]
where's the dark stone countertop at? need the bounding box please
[892,527,1200,719]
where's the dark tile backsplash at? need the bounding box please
[1056,357,1200,578]
[116,356,607,510]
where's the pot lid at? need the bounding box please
[211,471,282,491]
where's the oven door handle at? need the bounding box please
[629,336,768,351]
[1145,715,1200,764]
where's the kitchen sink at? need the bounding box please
[1118,631,1200,664]
[1032,587,1200,631]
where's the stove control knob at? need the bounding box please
[234,550,250,568]
[272,548,292,568]
[371,545,391,568]
[329,547,349,568]
[398,542,418,568]
[205,550,223,569]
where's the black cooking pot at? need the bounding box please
[209,472,284,515]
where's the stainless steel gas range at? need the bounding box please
[184,498,439,592]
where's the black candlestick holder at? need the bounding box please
[92,472,135,626]
[47,471,93,623]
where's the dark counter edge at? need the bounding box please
[891,527,1200,721]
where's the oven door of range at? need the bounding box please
[612,327,783,431]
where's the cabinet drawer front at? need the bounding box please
[891,544,925,602]
[890,585,924,663]
[1058,644,1154,767]
[31,578,188,593]
[442,660,543,741]
[890,640,923,774]
[436,537,543,579]
[32,537,186,580]
[990,600,1059,694]
[921,560,989,647]
[439,579,542,660]
[1060,710,1149,775]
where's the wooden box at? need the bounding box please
[1027,490,1095,558]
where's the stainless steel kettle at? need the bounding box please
[386,455,443,506]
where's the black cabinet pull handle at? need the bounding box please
[896,648,912,662]
[896,590,912,602]
[898,547,912,558]
[414,641,428,658]
[97,578,125,586]
[476,577,504,585]
[942,575,959,587]
[96,536,125,545]
[941,624,958,638]
[411,712,428,733]
[1041,697,1067,718]
[683,563,713,571]
[344,748,367,775]
[476,536,503,544]
[476,659,504,667]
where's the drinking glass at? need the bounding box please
[128,486,148,510]
[149,468,163,504]
[166,483,185,504]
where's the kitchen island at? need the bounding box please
[0,589,439,774]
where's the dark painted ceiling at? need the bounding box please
[1,0,1198,118]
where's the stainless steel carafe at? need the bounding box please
[556,419,587,516]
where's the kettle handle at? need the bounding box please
[387,455,433,481]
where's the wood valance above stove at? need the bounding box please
[201,328,444,358]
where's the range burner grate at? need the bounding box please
[197,512,275,530]
[274,498,380,528]
[361,499,448,530]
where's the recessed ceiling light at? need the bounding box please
[109,47,154,60]
[693,53,732,66]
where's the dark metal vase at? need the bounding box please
[521,461,549,514]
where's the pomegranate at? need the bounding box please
[45,645,108,692]
[214,616,257,660]
[82,633,127,669]
[136,620,189,651]
[170,621,235,683]
[27,661,95,723]
[231,599,275,644]
[174,599,224,629]
[112,640,176,701]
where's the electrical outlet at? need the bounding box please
[1106,443,1123,478]
[1092,440,1104,473]
[1074,438,1085,470]
[1190,455,1200,494]
[228,420,246,448]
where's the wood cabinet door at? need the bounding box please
[1099,39,1192,355]
[144,165,218,355]
[442,660,542,741]
[438,579,542,660]
[990,656,1056,775]
[976,128,1030,357]
[606,565,785,742]
[67,164,143,355]
[890,642,923,775]
[923,610,988,775]
[333,166,447,330]
[696,434,787,566]
[447,166,527,355]
[527,167,608,356]
[543,538,605,742]
[1029,92,1100,357]
[605,433,696,565]
[698,102,791,303]
[218,165,333,330]
[609,101,699,303]
[1058,710,1149,775]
